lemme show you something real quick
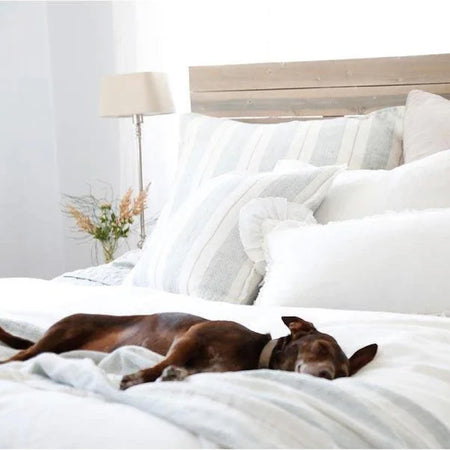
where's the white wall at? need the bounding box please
[0,2,64,279]
[47,2,120,272]
[135,0,450,111]
[0,1,120,278]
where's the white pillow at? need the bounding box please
[404,90,450,163]
[126,165,341,304]
[256,209,450,314]
[275,149,450,224]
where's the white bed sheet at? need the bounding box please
[0,278,449,448]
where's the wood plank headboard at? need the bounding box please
[189,54,450,123]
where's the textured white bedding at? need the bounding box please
[53,250,141,287]
[256,209,450,314]
[0,278,449,448]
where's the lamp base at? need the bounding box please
[132,114,146,249]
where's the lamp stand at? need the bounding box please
[132,114,146,249]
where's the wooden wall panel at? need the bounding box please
[189,54,450,121]
[191,83,450,118]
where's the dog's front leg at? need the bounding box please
[120,365,164,389]
[120,337,195,390]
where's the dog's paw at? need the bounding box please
[120,371,144,390]
[159,365,189,382]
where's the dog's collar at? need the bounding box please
[258,338,279,369]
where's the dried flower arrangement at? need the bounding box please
[64,186,148,263]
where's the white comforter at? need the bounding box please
[0,278,449,448]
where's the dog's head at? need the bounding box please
[273,316,377,379]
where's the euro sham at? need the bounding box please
[403,90,450,163]
[165,108,404,218]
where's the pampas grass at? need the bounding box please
[63,184,149,263]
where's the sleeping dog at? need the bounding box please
[0,313,377,389]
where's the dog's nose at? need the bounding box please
[318,370,332,380]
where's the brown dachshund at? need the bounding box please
[0,313,378,390]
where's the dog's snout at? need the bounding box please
[318,369,332,380]
[296,362,334,380]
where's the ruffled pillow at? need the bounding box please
[239,197,316,276]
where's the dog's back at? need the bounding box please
[0,312,208,363]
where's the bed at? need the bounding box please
[1,53,450,449]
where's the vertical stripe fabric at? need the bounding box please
[128,166,341,304]
[168,107,404,218]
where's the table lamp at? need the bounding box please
[99,72,174,248]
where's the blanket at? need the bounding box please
[1,317,449,449]
[52,250,141,286]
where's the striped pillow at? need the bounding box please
[167,108,404,217]
[128,165,341,304]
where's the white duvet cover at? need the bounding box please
[0,278,449,448]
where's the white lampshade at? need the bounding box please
[99,72,174,117]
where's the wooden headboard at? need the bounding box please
[189,53,450,123]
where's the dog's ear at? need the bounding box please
[349,344,378,375]
[281,316,316,338]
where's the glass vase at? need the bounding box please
[101,239,118,264]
